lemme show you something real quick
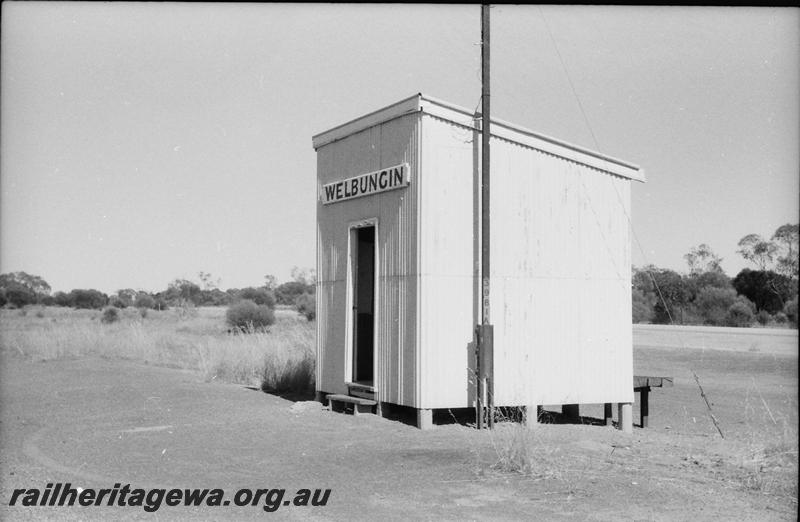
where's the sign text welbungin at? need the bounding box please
[321,163,410,205]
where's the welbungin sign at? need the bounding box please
[321,163,410,205]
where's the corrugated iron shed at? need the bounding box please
[313,93,644,428]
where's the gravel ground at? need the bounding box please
[0,339,796,520]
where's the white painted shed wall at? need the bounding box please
[416,114,634,408]
[490,137,634,406]
[417,115,479,409]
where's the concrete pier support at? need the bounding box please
[524,405,539,426]
[618,402,633,433]
[417,408,433,430]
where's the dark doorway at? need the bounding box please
[353,226,375,384]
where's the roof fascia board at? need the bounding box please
[311,94,422,150]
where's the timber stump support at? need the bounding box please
[563,403,580,422]
[604,403,613,426]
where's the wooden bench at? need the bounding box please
[603,375,673,428]
[326,394,377,416]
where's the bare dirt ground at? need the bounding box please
[0,334,797,520]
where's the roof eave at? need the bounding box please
[312,93,645,182]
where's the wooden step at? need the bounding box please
[326,394,377,416]
[347,382,376,401]
[326,394,376,406]
[347,384,376,401]
[349,389,375,400]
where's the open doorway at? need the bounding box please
[351,225,375,385]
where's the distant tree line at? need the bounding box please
[634,224,798,328]
[0,266,317,321]
[3,225,796,329]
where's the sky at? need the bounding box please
[1,3,798,294]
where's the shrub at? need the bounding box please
[134,293,156,309]
[0,272,51,305]
[101,306,120,324]
[632,287,655,323]
[69,289,108,309]
[784,297,798,327]
[695,286,738,326]
[725,297,755,327]
[755,310,771,326]
[732,269,794,313]
[237,287,276,308]
[226,300,275,331]
[4,286,36,308]
[110,297,128,309]
[679,305,705,326]
[295,293,316,321]
[198,288,233,307]
[774,311,788,324]
[646,269,693,324]
[275,281,313,306]
[53,291,72,307]
[163,279,202,306]
[692,270,732,290]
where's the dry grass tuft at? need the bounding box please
[488,410,566,480]
[490,421,541,475]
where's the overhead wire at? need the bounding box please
[537,6,602,151]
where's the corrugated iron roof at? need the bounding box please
[312,93,645,182]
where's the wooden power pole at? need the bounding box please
[476,3,494,430]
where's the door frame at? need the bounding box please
[345,218,379,387]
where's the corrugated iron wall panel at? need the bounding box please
[417,115,478,409]
[416,117,634,409]
[491,138,634,406]
[316,113,420,407]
